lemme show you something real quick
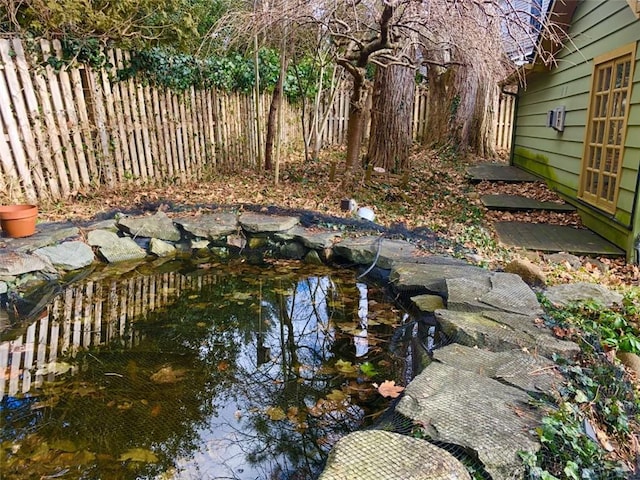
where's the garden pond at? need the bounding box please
[0,255,432,479]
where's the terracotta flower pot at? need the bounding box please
[0,205,38,238]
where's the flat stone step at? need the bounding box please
[467,163,540,183]
[494,221,624,257]
[481,194,575,212]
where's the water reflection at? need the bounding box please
[1,259,406,479]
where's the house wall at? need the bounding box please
[512,0,640,259]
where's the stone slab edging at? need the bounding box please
[0,209,621,480]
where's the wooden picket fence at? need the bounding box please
[0,269,221,400]
[0,37,514,203]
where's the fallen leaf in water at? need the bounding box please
[360,362,378,377]
[326,389,347,402]
[150,404,162,417]
[335,359,358,375]
[375,380,405,398]
[50,439,77,452]
[266,406,286,421]
[118,447,158,463]
[150,366,187,384]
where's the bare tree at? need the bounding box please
[206,0,563,167]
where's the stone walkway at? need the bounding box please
[0,209,621,479]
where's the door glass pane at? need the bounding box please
[622,61,631,87]
[615,62,625,88]
[594,148,602,169]
[612,91,621,116]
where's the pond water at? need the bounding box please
[1,256,423,479]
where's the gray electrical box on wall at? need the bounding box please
[553,106,566,132]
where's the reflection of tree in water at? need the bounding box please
[1,261,404,480]
[208,275,401,479]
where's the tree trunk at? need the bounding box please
[366,63,415,173]
[423,64,497,158]
[424,65,456,150]
[344,73,368,169]
[264,72,284,171]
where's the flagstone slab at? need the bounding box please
[466,163,540,183]
[117,211,181,241]
[34,241,95,271]
[0,251,52,276]
[433,343,560,394]
[334,237,419,269]
[435,309,580,360]
[494,222,624,257]
[238,212,299,233]
[174,213,239,239]
[481,194,575,212]
[319,430,471,480]
[390,262,492,296]
[397,362,540,480]
[274,225,342,249]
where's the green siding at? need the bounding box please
[512,0,640,259]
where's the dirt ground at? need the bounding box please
[14,147,640,289]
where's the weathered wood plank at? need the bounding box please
[84,66,114,186]
[142,85,158,180]
[137,82,154,180]
[0,47,38,202]
[151,88,167,179]
[0,120,21,199]
[113,49,137,180]
[101,51,126,183]
[52,40,91,188]
[41,40,82,192]
[0,39,45,200]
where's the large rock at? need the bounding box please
[478,273,543,316]
[97,236,148,263]
[445,277,495,312]
[34,241,95,271]
[0,251,52,276]
[9,224,80,253]
[434,343,560,393]
[447,273,543,315]
[238,212,298,233]
[411,294,445,313]
[617,351,640,378]
[435,309,580,360]
[275,225,342,249]
[397,362,540,480]
[149,238,176,257]
[504,258,546,287]
[333,237,418,269]
[544,282,623,308]
[174,213,238,239]
[390,262,492,296]
[117,211,181,241]
[87,229,120,247]
[319,430,471,480]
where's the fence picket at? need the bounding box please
[101,51,126,183]
[137,83,153,180]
